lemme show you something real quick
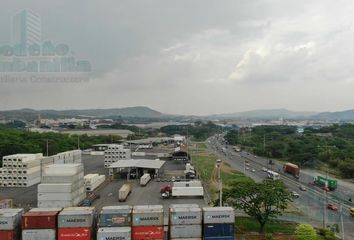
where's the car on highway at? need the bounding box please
[245,167,250,171]
[327,203,338,211]
[350,207,354,216]
[299,185,306,191]
[262,167,267,172]
[251,169,256,172]
[291,191,300,198]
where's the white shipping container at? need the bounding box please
[170,225,202,238]
[140,174,151,186]
[85,175,105,192]
[38,200,74,208]
[119,184,131,202]
[172,187,204,197]
[42,173,84,183]
[38,192,80,201]
[43,164,83,176]
[203,207,235,224]
[97,227,131,240]
[173,181,202,187]
[170,207,202,225]
[132,205,164,226]
[22,229,56,240]
[38,183,75,193]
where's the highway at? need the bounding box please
[206,135,354,240]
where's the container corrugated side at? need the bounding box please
[133,205,164,226]
[22,211,58,229]
[169,207,202,225]
[99,213,131,227]
[97,227,131,240]
[203,207,235,224]
[0,209,23,230]
[170,225,202,238]
[203,223,235,238]
[22,229,56,240]
[58,210,94,228]
[58,227,91,240]
[0,229,19,240]
[132,226,164,240]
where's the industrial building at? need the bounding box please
[104,144,131,168]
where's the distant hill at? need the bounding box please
[314,109,354,121]
[0,106,169,120]
[208,109,317,120]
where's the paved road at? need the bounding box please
[206,135,354,240]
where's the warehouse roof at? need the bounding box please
[108,159,165,169]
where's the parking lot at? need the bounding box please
[0,152,207,212]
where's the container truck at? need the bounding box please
[283,163,300,178]
[160,182,204,198]
[313,176,337,191]
[118,184,131,202]
[140,173,151,186]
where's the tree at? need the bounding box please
[295,224,318,240]
[224,179,292,233]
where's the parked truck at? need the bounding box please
[140,173,151,186]
[313,176,337,191]
[283,163,300,178]
[160,181,204,198]
[118,184,131,202]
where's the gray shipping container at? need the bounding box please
[170,204,199,209]
[170,207,202,225]
[132,205,164,226]
[58,209,94,228]
[100,206,132,227]
[203,207,235,224]
[170,225,202,238]
[0,208,23,230]
[97,227,131,240]
[22,229,56,240]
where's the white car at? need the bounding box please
[262,167,267,172]
[251,169,256,173]
[291,191,300,198]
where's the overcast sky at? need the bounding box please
[1,0,354,115]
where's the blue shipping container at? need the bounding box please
[204,223,234,239]
[99,213,131,227]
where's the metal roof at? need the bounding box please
[108,159,166,169]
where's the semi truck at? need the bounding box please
[118,184,131,202]
[160,181,204,198]
[283,163,300,178]
[313,176,337,191]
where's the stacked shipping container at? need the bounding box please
[84,174,106,192]
[203,207,235,240]
[97,205,132,240]
[169,204,202,240]
[0,154,42,187]
[132,205,164,240]
[21,209,59,240]
[0,208,23,240]
[58,207,95,240]
[37,164,86,208]
[104,144,131,168]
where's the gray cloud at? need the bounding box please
[1,0,354,115]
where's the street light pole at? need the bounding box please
[340,203,345,240]
[216,159,222,207]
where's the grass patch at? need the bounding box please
[236,217,297,234]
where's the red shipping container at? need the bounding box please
[0,230,18,240]
[58,228,91,240]
[132,226,164,240]
[22,211,58,229]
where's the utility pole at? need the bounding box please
[340,203,345,240]
[216,159,222,207]
[46,139,49,156]
[77,135,80,150]
[263,134,266,153]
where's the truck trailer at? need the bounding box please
[118,184,131,202]
[283,163,300,178]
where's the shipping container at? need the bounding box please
[0,199,13,209]
[170,204,199,209]
[0,209,24,230]
[22,211,59,229]
[58,227,91,240]
[99,206,132,227]
[132,226,164,240]
[97,227,131,240]
[119,184,131,202]
[29,208,63,212]
[22,229,56,240]
[170,206,202,225]
[203,223,234,239]
[140,174,151,186]
[132,205,164,226]
[203,207,235,224]
[58,208,95,228]
[0,229,19,240]
[170,225,202,238]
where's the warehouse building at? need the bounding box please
[108,159,165,179]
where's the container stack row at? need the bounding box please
[0,208,23,240]
[37,164,85,208]
[84,174,106,192]
[132,205,164,240]
[203,207,235,240]
[40,150,82,169]
[97,206,132,240]
[169,204,202,240]
[0,154,42,187]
